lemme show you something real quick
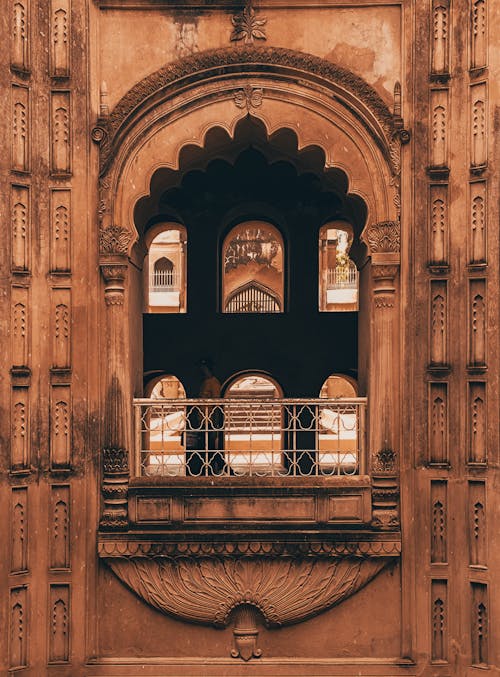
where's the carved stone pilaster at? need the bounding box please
[100,447,129,530]
[371,447,400,531]
[101,263,127,306]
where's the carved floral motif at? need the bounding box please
[365,221,400,254]
[234,86,264,111]
[230,4,267,44]
[99,226,132,255]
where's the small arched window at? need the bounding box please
[222,221,284,313]
[319,222,358,312]
[318,374,358,475]
[145,224,187,313]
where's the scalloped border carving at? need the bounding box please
[106,556,391,627]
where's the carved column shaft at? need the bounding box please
[99,251,131,530]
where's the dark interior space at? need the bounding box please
[138,118,367,397]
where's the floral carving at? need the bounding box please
[234,86,264,111]
[99,226,132,255]
[231,4,267,44]
[365,221,400,254]
[106,556,388,630]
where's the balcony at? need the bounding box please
[133,397,367,478]
[148,270,181,308]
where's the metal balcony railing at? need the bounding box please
[133,398,367,478]
[150,270,180,292]
[326,265,358,290]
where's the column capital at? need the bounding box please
[100,261,127,305]
[99,224,133,256]
[363,220,400,257]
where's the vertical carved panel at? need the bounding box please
[470,182,487,264]
[428,383,448,465]
[50,485,70,569]
[50,0,70,77]
[471,83,487,167]
[431,580,448,661]
[431,1,449,74]
[50,189,71,272]
[52,288,71,368]
[469,482,487,566]
[471,0,487,69]
[51,91,71,175]
[11,387,29,470]
[12,85,29,172]
[431,480,447,563]
[11,1,29,71]
[430,89,448,167]
[9,586,27,669]
[50,386,71,468]
[12,286,29,367]
[468,279,486,368]
[11,184,30,271]
[49,584,70,663]
[429,184,448,266]
[429,280,447,366]
[471,583,488,665]
[11,487,28,572]
[468,381,487,463]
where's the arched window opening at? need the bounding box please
[224,373,282,475]
[319,223,359,312]
[142,375,186,476]
[145,225,186,313]
[222,221,284,313]
[318,374,359,474]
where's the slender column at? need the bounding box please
[364,221,401,530]
[99,226,133,530]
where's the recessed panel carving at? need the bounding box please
[429,280,448,367]
[52,288,71,369]
[50,189,71,272]
[431,1,449,74]
[12,286,29,368]
[185,496,316,522]
[9,586,27,669]
[11,487,28,573]
[51,91,71,175]
[469,481,486,566]
[49,584,70,663]
[50,485,70,570]
[468,279,486,368]
[470,83,487,167]
[429,184,448,266]
[428,383,448,465]
[50,386,71,468]
[136,497,171,523]
[468,381,487,464]
[431,579,448,661]
[11,387,29,470]
[11,1,29,71]
[11,184,29,271]
[12,85,29,172]
[50,0,70,77]
[431,480,447,563]
[469,181,487,264]
[471,0,487,69]
[430,89,448,168]
[471,583,488,666]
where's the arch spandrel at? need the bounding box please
[94,47,403,258]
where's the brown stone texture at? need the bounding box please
[0,1,499,676]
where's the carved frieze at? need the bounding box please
[11,184,29,271]
[12,85,29,172]
[428,383,448,465]
[431,480,447,563]
[11,487,28,573]
[468,279,486,368]
[469,481,486,566]
[431,579,448,661]
[51,91,71,175]
[468,381,487,464]
[50,485,70,569]
[9,586,27,669]
[11,1,29,71]
[50,386,71,468]
[50,189,71,273]
[106,555,389,630]
[50,0,70,77]
[49,584,70,663]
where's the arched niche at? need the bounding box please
[143,222,187,313]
